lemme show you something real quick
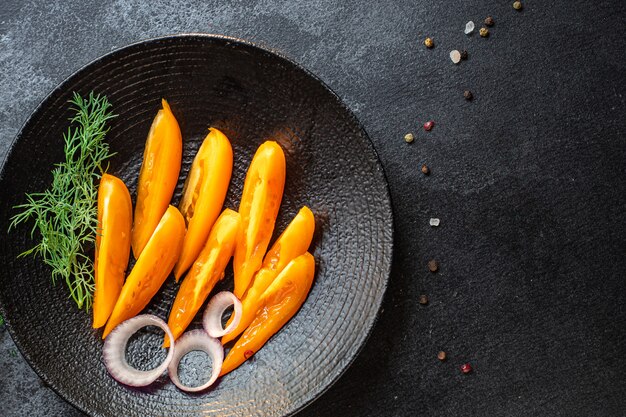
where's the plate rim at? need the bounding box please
[0,33,394,417]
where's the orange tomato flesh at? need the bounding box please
[173,128,233,280]
[165,209,241,347]
[131,99,182,259]
[233,141,286,298]
[220,252,315,376]
[222,206,315,344]
[103,205,186,338]
[93,174,132,329]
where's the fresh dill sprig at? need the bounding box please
[9,92,116,310]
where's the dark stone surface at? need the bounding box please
[1,1,625,416]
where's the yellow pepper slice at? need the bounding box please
[165,209,241,347]
[131,99,182,259]
[233,141,285,298]
[173,128,233,280]
[103,205,186,338]
[222,206,314,344]
[220,252,315,376]
[93,174,132,329]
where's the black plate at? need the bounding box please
[0,34,392,417]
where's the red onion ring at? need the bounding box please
[102,314,175,387]
[167,329,223,392]
[203,291,242,338]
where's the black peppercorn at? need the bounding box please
[464,90,473,101]
[484,16,494,27]
[460,50,468,60]
[418,295,429,305]
[428,259,439,272]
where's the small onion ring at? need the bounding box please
[167,329,223,392]
[203,291,242,338]
[102,314,175,387]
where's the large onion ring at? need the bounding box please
[102,314,175,387]
[167,329,223,392]
[203,291,242,338]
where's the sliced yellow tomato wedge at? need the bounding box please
[173,128,233,280]
[220,252,315,376]
[165,209,241,346]
[233,141,285,298]
[222,206,314,344]
[131,99,182,259]
[103,205,186,338]
[93,174,132,329]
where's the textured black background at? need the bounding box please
[1,1,625,416]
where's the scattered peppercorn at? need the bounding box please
[484,16,494,26]
[450,49,462,64]
[513,1,522,10]
[418,294,429,305]
[437,351,447,361]
[424,37,434,48]
[479,27,489,37]
[421,164,430,175]
[428,259,439,272]
[460,50,468,60]
[404,133,414,143]
[461,363,473,374]
[464,90,473,101]
[423,121,434,131]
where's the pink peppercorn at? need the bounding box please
[424,121,434,131]
[460,363,473,374]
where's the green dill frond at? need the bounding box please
[9,92,116,310]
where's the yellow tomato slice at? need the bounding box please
[233,141,286,298]
[93,174,132,329]
[174,128,233,280]
[131,99,182,259]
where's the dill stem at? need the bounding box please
[9,92,115,310]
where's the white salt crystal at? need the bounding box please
[465,21,475,35]
[450,50,461,64]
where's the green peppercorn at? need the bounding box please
[424,37,434,48]
[513,1,522,10]
[479,27,489,37]
[404,133,414,143]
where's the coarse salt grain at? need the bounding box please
[430,218,440,227]
[450,50,461,64]
[464,21,475,35]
